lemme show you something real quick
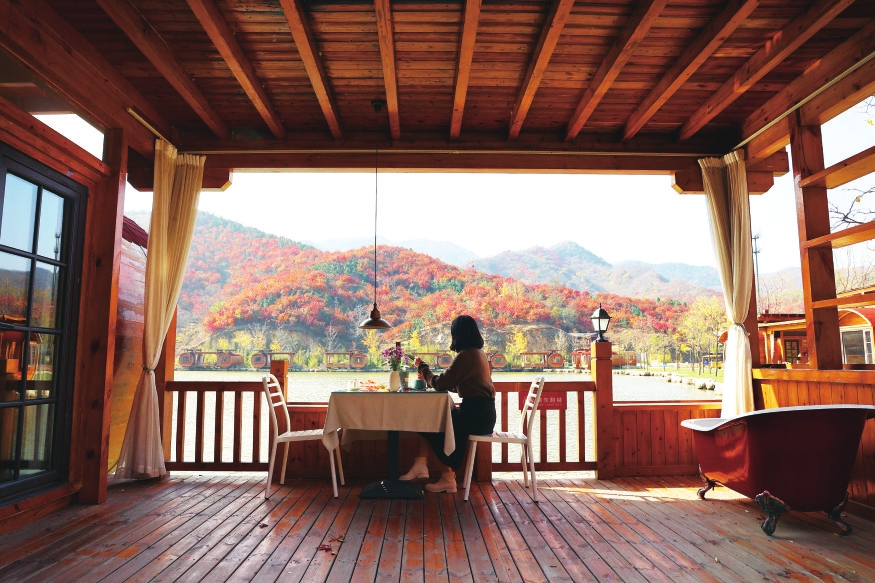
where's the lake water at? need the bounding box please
[169,369,720,467]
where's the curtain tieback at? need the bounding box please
[730,322,749,337]
[142,365,155,373]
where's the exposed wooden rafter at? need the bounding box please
[187,0,285,140]
[508,0,575,139]
[565,0,667,142]
[374,0,401,140]
[739,21,875,151]
[450,0,482,140]
[623,0,760,141]
[95,0,230,140]
[0,0,167,158]
[279,0,342,139]
[678,0,855,142]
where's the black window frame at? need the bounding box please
[0,141,86,502]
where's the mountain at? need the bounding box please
[306,236,478,266]
[468,241,717,300]
[176,214,688,351]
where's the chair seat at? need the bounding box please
[470,431,526,444]
[278,428,324,441]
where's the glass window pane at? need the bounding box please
[27,333,56,400]
[0,174,37,251]
[0,406,18,483]
[36,191,65,260]
[19,403,53,477]
[32,262,61,329]
[1,329,25,401]
[0,252,31,321]
[842,330,866,364]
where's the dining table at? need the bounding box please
[322,390,456,499]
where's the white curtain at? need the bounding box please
[115,140,205,479]
[699,150,754,418]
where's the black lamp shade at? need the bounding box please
[359,303,392,330]
[590,304,611,341]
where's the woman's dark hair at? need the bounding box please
[449,315,484,352]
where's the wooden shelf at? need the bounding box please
[798,144,875,189]
[802,220,875,249]
[811,291,875,309]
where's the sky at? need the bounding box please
[37,99,874,276]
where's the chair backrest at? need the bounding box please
[519,376,546,436]
[262,374,290,438]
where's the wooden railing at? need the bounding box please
[492,380,598,472]
[164,380,268,472]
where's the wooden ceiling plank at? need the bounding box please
[279,0,342,139]
[375,0,401,140]
[565,0,668,141]
[187,0,285,140]
[95,0,230,140]
[450,0,482,140]
[678,0,856,142]
[0,0,164,158]
[507,0,575,139]
[623,0,760,141]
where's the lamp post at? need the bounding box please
[590,304,611,342]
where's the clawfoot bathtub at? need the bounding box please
[681,405,875,536]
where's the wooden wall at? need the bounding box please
[754,369,875,510]
[612,401,722,477]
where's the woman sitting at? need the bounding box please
[402,315,496,492]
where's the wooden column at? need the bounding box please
[746,268,761,368]
[789,111,843,369]
[592,341,614,479]
[72,129,127,504]
[156,309,177,465]
[271,359,289,404]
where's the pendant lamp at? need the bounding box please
[359,99,392,330]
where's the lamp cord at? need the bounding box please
[373,143,378,305]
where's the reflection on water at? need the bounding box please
[169,370,721,467]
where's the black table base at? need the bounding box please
[359,429,425,500]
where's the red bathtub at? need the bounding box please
[682,405,875,536]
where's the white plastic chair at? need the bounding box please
[463,376,545,502]
[262,374,344,499]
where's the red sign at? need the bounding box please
[518,391,567,410]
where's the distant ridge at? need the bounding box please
[306,236,478,266]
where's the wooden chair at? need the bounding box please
[262,374,344,499]
[463,376,546,502]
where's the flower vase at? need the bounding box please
[389,370,402,392]
[399,370,410,388]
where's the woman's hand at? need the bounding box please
[414,357,423,367]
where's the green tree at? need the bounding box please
[505,330,528,366]
[362,329,382,367]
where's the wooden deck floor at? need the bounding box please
[2,473,874,582]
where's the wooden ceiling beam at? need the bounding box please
[95,0,230,140]
[450,0,482,140]
[678,0,855,142]
[800,56,875,127]
[623,0,760,142]
[279,0,342,139]
[508,0,575,139]
[187,0,285,140]
[740,20,875,149]
[202,151,702,174]
[565,0,667,141]
[0,0,165,158]
[374,0,401,140]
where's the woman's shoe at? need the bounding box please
[425,471,457,493]
[400,457,429,481]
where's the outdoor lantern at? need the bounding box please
[590,303,611,342]
[359,99,392,330]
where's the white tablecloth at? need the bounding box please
[322,391,456,456]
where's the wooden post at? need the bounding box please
[156,309,176,465]
[592,341,614,479]
[73,129,127,504]
[270,359,289,402]
[789,111,843,369]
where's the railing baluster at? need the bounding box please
[578,390,586,463]
[195,391,205,464]
[175,391,186,462]
[501,391,509,464]
[252,391,261,463]
[233,391,243,464]
[539,409,548,463]
[559,406,567,463]
[214,390,224,463]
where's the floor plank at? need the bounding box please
[1,473,874,583]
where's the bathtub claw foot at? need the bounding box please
[755,491,790,536]
[697,471,717,500]
[825,492,852,536]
